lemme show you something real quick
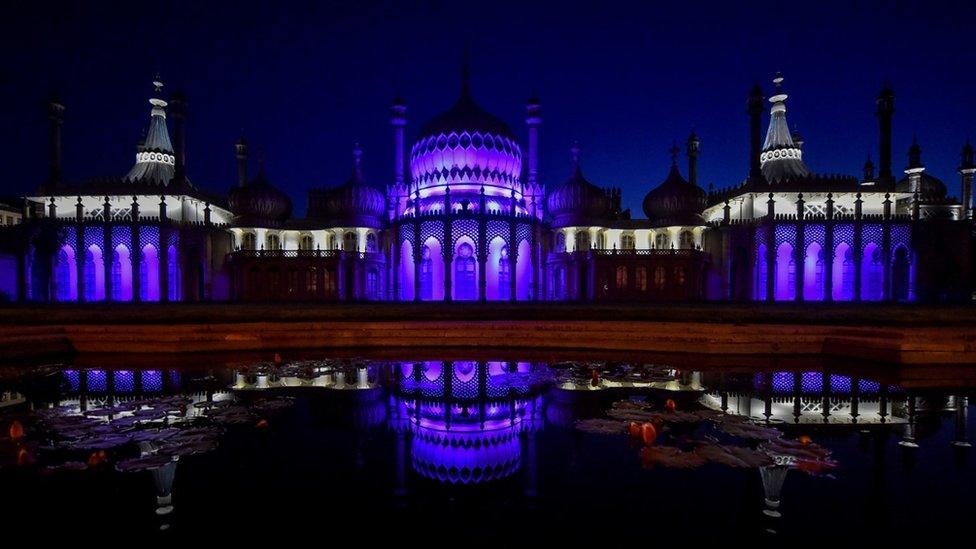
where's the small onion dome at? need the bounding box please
[546,145,609,228]
[228,167,292,228]
[308,145,385,229]
[642,147,706,227]
[895,172,947,197]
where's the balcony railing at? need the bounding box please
[228,249,383,260]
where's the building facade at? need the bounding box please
[2,72,973,303]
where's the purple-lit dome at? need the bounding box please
[307,146,385,229]
[227,169,292,228]
[642,161,706,227]
[546,146,609,228]
[410,85,522,197]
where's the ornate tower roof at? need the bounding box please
[642,144,706,227]
[760,73,810,183]
[227,155,293,228]
[307,144,385,229]
[126,77,176,185]
[546,144,609,228]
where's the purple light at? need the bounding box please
[142,370,163,392]
[140,244,160,301]
[86,370,107,392]
[774,242,795,301]
[114,370,135,393]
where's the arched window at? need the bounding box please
[111,245,132,301]
[242,232,257,251]
[54,246,76,301]
[862,244,883,301]
[84,245,104,301]
[655,233,670,250]
[892,246,911,301]
[621,234,636,250]
[635,266,647,292]
[343,232,357,252]
[654,266,667,290]
[366,233,378,253]
[299,234,314,251]
[832,243,855,301]
[167,245,181,301]
[366,269,378,299]
[498,245,510,300]
[803,242,824,301]
[306,266,318,295]
[454,242,477,300]
[266,233,281,251]
[673,266,687,286]
[420,245,434,300]
[679,230,694,249]
[555,232,566,252]
[615,265,628,290]
[575,230,590,252]
[775,242,795,301]
[140,244,159,301]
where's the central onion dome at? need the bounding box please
[642,146,706,227]
[546,145,609,228]
[307,145,385,229]
[410,71,522,196]
[228,164,292,228]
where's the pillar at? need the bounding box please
[443,189,453,302]
[103,216,113,301]
[75,220,86,302]
[853,193,863,301]
[131,197,141,302]
[478,188,487,302]
[794,194,804,302]
[413,221,421,302]
[160,225,169,303]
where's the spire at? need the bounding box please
[570,141,582,174]
[235,135,248,188]
[460,45,471,98]
[670,141,680,165]
[960,138,974,171]
[351,142,364,181]
[863,154,875,181]
[760,73,809,183]
[907,136,923,170]
[126,75,176,184]
[686,131,700,186]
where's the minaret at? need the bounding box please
[905,137,924,194]
[747,82,764,181]
[760,73,809,183]
[235,136,248,187]
[876,84,895,184]
[389,96,407,221]
[126,77,176,184]
[47,93,65,188]
[169,89,187,184]
[525,94,542,189]
[686,131,700,186]
[862,155,876,184]
[959,140,974,219]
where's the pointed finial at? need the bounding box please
[153,73,164,93]
[570,141,581,167]
[773,72,784,88]
[670,141,680,164]
[352,142,363,179]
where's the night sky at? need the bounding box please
[3,1,974,216]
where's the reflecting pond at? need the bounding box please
[1,355,973,541]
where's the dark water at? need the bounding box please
[1,354,973,542]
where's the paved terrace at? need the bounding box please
[1,302,975,365]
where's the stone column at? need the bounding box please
[413,221,421,302]
[103,221,113,301]
[508,219,518,301]
[853,193,863,301]
[824,193,834,302]
[160,225,169,302]
[75,221,86,302]
[478,200,487,302]
[443,204,453,302]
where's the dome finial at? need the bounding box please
[153,73,164,93]
[570,141,581,169]
[670,141,680,165]
[773,71,784,89]
[352,142,364,179]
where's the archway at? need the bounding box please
[54,245,77,301]
[803,242,824,301]
[832,242,854,301]
[774,242,795,301]
[140,244,160,301]
[111,244,133,301]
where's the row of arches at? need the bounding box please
[398,235,532,301]
[755,241,912,301]
[52,243,181,302]
[556,229,698,252]
[239,231,379,252]
[241,264,381,300]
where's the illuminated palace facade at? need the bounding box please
[2,72,974,303]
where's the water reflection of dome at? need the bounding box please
[392,360,544,485]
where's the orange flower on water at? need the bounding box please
[274,353,284,365]
[256,419,269,429]
[641,422,657,446]
[16,447,33,466]
[87,450,107,467]
[798,435,813,445]
[9,420,24,441]
[665,399,677,412]
[628,422,642,440]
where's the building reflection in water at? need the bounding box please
[6,361,970,535]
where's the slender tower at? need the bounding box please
[960,140,974,219]
[687,131,700,186]
[747,82,764,182]
[235,136,248,187]
[389,96,407,221]
[525,94,542,189]
[169,88,187,184]
[876,84,895,184]
[48,93,66,188]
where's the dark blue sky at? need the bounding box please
[3,0,973,216]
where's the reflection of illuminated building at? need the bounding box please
[702,371,906,425]
[389,361,543,485]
